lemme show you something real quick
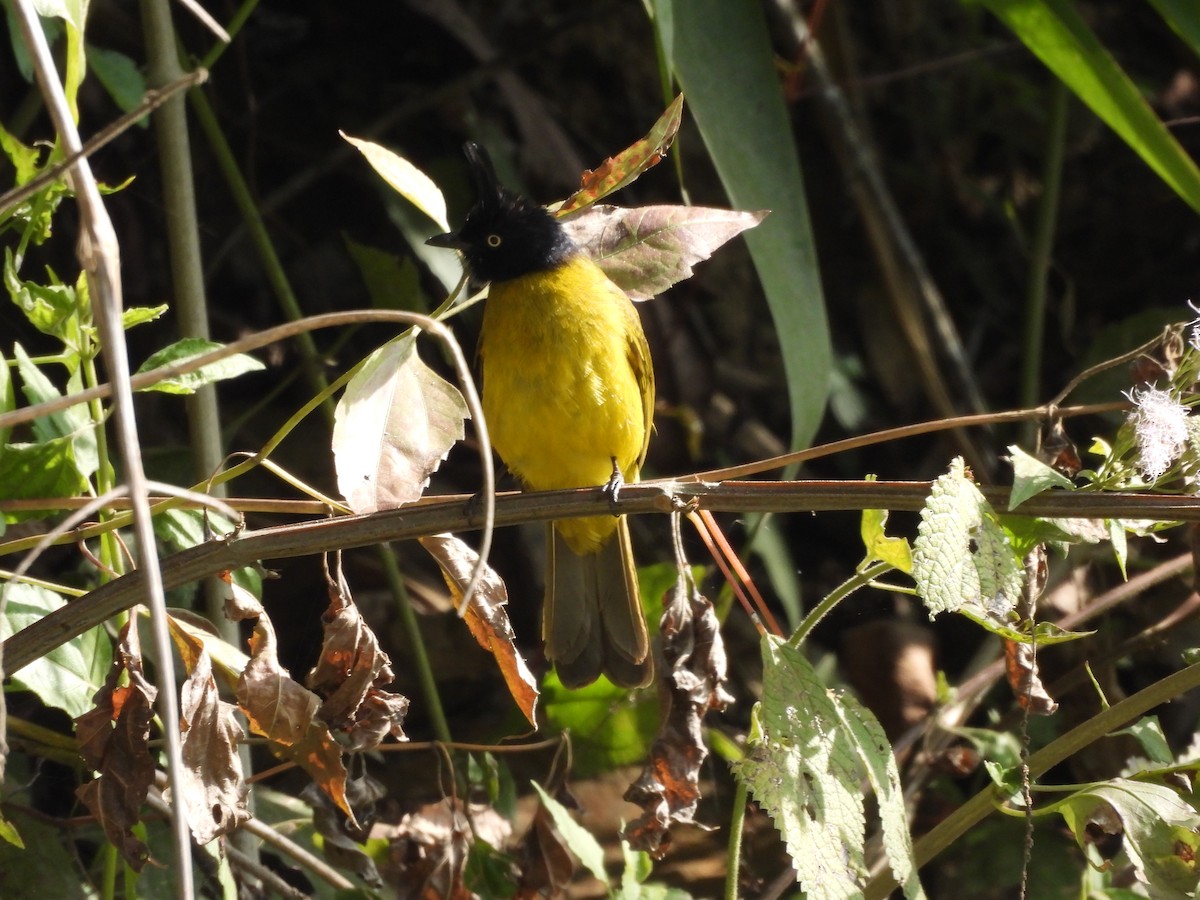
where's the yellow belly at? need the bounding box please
[479,256,651,553]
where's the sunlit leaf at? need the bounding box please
[11,342,97,476]
[860,505,912,574]
[236,613,354,824]
[733,635,924,898]
[0,582,111,717]
[912,457,1024,620]
[531,782,608,885]
[73,618,156,871]
[562,204,767,301]
[556,95,684,216]
[333,334,468,514]
[341,132,450,232]
[135,337,264,394]
[981,0,1200,214]
[1008,444,1075,509]
[121,304,168,329]
[176,649,250,844]
[419,533,538,726]
[542,671,657,775]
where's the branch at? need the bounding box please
[5,478,1194,675]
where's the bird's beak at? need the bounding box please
[426,231,465,250]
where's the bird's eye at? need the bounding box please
[486,234,502,248]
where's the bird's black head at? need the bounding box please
[427,142,576,284]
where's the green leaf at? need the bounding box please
[85,44,147,116]
[4,249,84,343]
[649,0,830,451]
[530,782,608,886]
[0,811,23,849]
[733,636,924,898]
[911,458,1024,620]
[0,437,90,521]
[135,338,265,394]
[541,670,657,775]
[12,342,98,478]
[860,506,913,574]
[1057,779,1200,898]
[1007,444,1074,509]
[121,304,168,329]
[0,345,13,448]
[980,0,1200,214]
[1112,716,1173,766]
[955,609,1093,645]
[1147,1,1200,65]
[1,582,112,718]
[343,234,429,312]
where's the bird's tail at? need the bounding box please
[544,517,652,688]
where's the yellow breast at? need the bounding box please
[478,255,653,550]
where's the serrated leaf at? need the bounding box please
[562,204,767,301]
[531,782,609,886]
[556,95,684,216]
[734,636,924,899]
[333,334,468,514]
[135,338,265,394]
[911,458,1023,620]
[1007,444,1074,509]
[1,582,112,717]
[1057,779,1200,898]
[341,132,449,232]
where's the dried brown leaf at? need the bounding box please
[624,578,732,855]
[1004,638,1059,716]
[177,649,249,844]
[420,534,538,726]
[219,569,264,621]
[562,204,768,301]
[386,801,480,897]
[236,613,355,824]
[73,618,156,871]
[302,777,387,888]
[307,555,409,751]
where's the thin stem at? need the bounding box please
[724,778,749,900]
[386,547,453,744]
[1020,80,1069,416]
[864,661,1200,898]
[790,560,893,647]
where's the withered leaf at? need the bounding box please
[419,534,538,726]
[177,649,249,844]
[74,617,156,871]
[1004,638,1059,716]
[563,204,768,301]
[390,798,507,900]
[236,613,356,825]
[555,94,684,217]
[301,778,387,888]
[333,334,469,515]
[515,794,578,899]
[219,568,264,621]
[624,577,732,855]
[307,554,408,751]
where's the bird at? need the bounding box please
[427,142,654,688]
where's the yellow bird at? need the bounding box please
[428,143,653,688]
